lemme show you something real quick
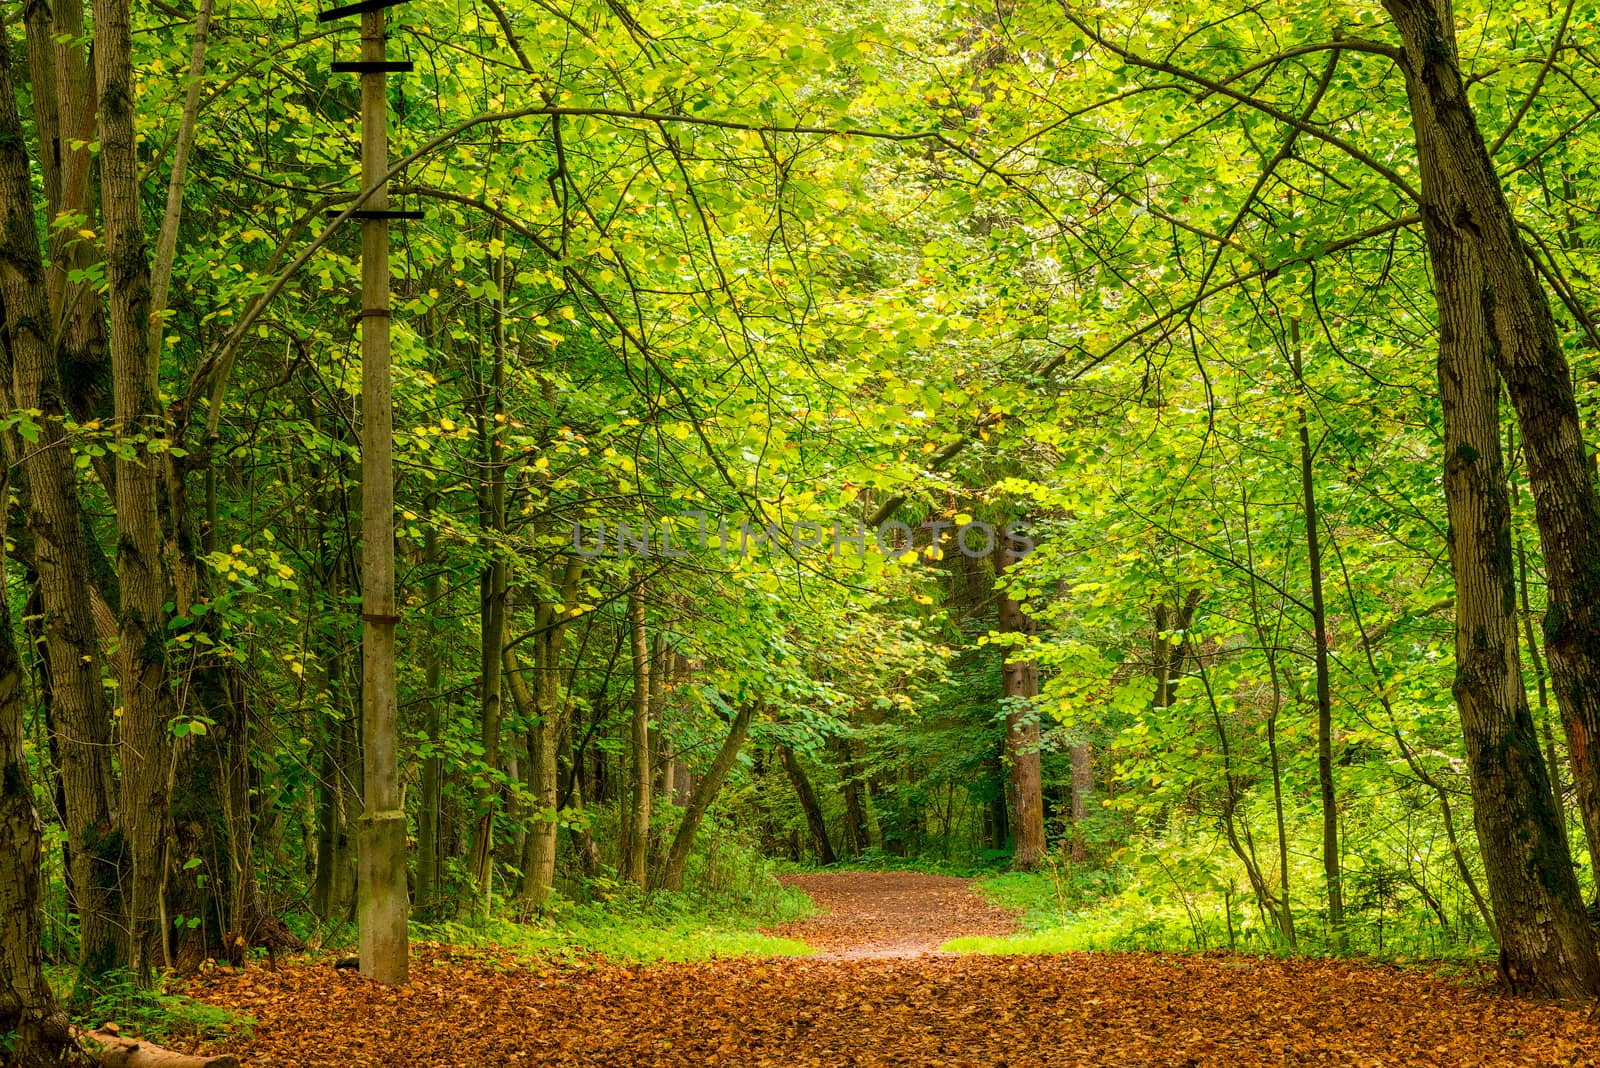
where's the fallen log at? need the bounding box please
[76,1026,241,1068]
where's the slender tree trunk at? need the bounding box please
[0,545,72,1064]
[465,236,508,911]
[1291,326,1344,938]
[416,523,445,914]
[1068,742,1092,862]
[831,733,869,855]
[508,559,583,910]
[624,581,651,889]
[994,529,1044,870]
[1385,0,1600,997]
[779,745,837,865]
[0,28,124,980]
[658,703,756,891]
[1241,486,1297,947]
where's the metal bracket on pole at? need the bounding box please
[324,209,425,220]
[317,0,410,22]
[331,60,415,73]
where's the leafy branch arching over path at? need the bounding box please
[186,873,1600,1066]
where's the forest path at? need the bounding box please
[189,873,1600,1065]
[775,870,1016,958]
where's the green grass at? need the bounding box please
[49,965,255,1044]
[415,882,816,963]
[944,859,1498,963]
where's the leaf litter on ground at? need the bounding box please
[179,872,1600,1066]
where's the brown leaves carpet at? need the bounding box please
[183,873,1600,1067]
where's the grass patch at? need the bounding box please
[947,854,1497,964]
[50,966,255,1044]
[416,882,816,963]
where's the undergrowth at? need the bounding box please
[945,842,1499,965]
[50,965,255,1045]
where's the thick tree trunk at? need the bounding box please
[0,563,72,1066]
[1376,29,1600,903]
[779,745,837,865]
[0,28,124,979]
[623,582,651,888]
[24,0,113,429]
[79,1028,239,1068]
[994,530,1044,870]
[95,0,177,981]
[658,703,756,891]
[1385,0,1600,997]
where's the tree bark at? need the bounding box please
[994,529,1044,870]
[779,745,836,865]
[0,548,72,1066]
[0,24,124,979]
[94,0,177,981]
[657,702,756,891]
[24,0,113,430]
[78,1028,239,1068]
[1384,0,1600,997]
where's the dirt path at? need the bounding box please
[776,870,1015,958]
[185,872,1600,1066]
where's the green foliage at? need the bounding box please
[54,968,254,1045]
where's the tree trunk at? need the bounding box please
[1068,742,1092,862]
[0,27,124,980]
[78,1028,239,1068]
[830,733,869,855]
[779,745,837,865]
[1384,0,1600,997]
[416,523,444,915]
[657,703,756,891]
[95,0,177,982]
[24,0,113,430]
[1291,322,1344,938]
[0,552,72,1066]
[994,528,1044,870]
[1378,8,1600,907]
[508,558,582,910]
[623,581,651,889]
[465,239,508,911]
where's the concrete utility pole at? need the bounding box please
[320,0,417,985]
